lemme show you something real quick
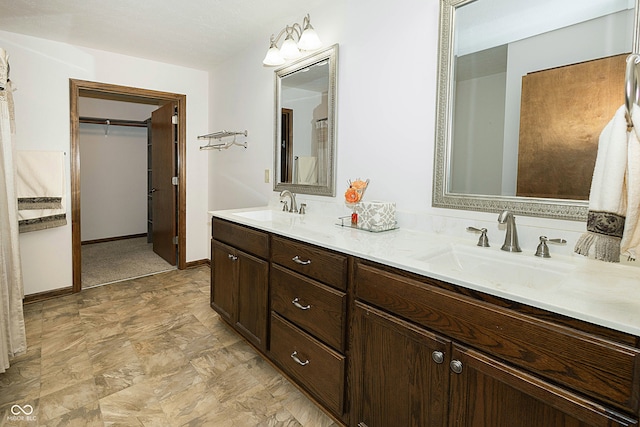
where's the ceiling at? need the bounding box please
[0,0,327,70]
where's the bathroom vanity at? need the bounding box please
[209,207,640,427]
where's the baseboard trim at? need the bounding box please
[186,259,210,268]
[24,258,208,304]
[24,286,74,304]
[82,233,147,245]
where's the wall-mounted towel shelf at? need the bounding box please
[198,130,248,151]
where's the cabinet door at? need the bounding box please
[211,239,237,323]
[236,251,269,351]
[449,344,637,427]
[350,302,451,427]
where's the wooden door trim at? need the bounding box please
[70,79,187,292]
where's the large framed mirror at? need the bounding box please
[433,0,640,220]
[274,44,338,196]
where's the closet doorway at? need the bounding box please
[70,79,187,292]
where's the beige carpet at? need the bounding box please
[82,237,175,288]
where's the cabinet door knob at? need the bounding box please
[290,351,310,366]
[292,255,312,265]
[292,297,311,310]
[431,351,444,364]
[227,254,238,261]
[450,359,463,374]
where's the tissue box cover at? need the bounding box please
[356,201,396,232]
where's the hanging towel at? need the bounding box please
[16,151,67,233]
[574,105,628,262]
[621,105,640,260]
[295,156,318,185]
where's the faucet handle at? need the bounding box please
[535,236,567,258]
[467,227,490,247]
[281,200,288,212]
[299,203,307,215]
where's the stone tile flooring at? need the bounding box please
[0,267,337,426]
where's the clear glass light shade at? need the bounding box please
[263,46,285,66]
[298,28,322,51]
[280,36,301,60]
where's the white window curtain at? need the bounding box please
[0,47,26,373]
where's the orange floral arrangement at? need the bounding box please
[344,178,369,204]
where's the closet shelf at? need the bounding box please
[198,130,248,151]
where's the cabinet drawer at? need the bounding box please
[271,264,346,351]
[212,219,269,259]
[270,313,345,416]
[355,261,640,415]
[271,236,347,290]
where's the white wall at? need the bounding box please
[79,98,156,241]
[208,0,440,211]
[208,0,595,258]
[0,30,210,295]
[80,124,148,241]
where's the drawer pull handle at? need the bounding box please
[227,254,238,261]
[292,255,311,265]
[450,359,463,374]
[290,351,310,366]
[292,297,311,310]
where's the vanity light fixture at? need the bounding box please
[262,14,322,66]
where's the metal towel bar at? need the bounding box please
[625,53,640,129]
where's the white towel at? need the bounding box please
[295,156,318,185]
[621,105,640,259]
[16,151,67,232]
[575,105,627,261]
[17,151,64,209]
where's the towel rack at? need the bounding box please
[198,130,248,151]
[625,54,640,129]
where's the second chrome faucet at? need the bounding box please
[497,210,521,252]
[279,190,298,213]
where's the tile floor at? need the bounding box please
[0,266,337,426]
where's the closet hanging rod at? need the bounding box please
[79,116,148,128]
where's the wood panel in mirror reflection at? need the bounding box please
[517,54,627,200]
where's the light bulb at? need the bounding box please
[280,35,301,60]
[298,27,322,51]
[263,46,285,66]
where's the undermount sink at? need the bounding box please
[422,244,573,293]
[233,209,277,221]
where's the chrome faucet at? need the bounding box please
[497,210,521,252]
[279,190,298,213]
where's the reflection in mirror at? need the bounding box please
[433,0,639,220]
[274,44,338,196]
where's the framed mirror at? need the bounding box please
[433,0,639,220]
[274,44,338,196]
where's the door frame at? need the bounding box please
[69,79,187,292]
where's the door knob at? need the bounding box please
[450,359,463,374]
[432,351,444,364]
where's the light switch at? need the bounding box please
[264,169,270,183]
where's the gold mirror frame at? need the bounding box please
[273,44,338,197]
[432,0,640,220]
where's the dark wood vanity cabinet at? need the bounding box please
[269,236,348,419]
[351,260,640,427]
[210,218,640,427]
[350,301,451,427]
[211,219,269,351]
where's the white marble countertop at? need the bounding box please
[210,206,640,337]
